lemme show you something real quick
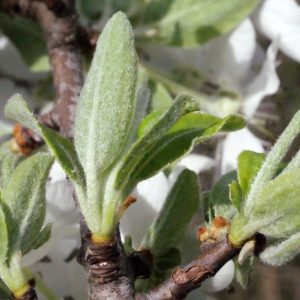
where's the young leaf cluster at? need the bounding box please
[205,111,300,266]
[5,12,246,244]
[0,153,53,295]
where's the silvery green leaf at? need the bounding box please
[5,95,85,187]
[230,169,300,245]
[210,171,238,221]
[115,94,198,194]
[40,126,85,185]
[0,203,8,263]
[142,169,199,255]
[244,111,300,216]
[1,155,13,191]
[118,103,245,198]
[252,169,300,224]
[5,94,41,135]
[141,0,260,47]
[132,113,245,183]
[74,11,138,174]
[260,232,300,266]
[259,212,300,238]
[2,153,54,258]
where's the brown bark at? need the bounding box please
[84,231,136,300]
[136,237,240,300]
[0,0,86,139]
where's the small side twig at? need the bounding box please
[136,237,240,300]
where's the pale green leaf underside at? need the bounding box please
[2,154,54,258]
[1,155,14,192]
[130,113,245,187]
[142,0,260,47]
[115,94,197,192]
[260,232,300,266]
[5,94,85,186]
[5,94,41,135]
[230,169,300,244]
[74,11,138,173]
[0,204,8,263]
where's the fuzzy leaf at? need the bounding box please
[243,111,300,216]
[230,169,300,245]
[210,171,237,221]
[115,94,198,193]
[5,95,85,186]
[250,169,300,233]
[40,126,85,184]
[142,169,199,255]
[260,232,300,266]
[74,12,138,173]
[1,155,13,191]
[126,112,245,192]
[259,212,300,238]
[0,13,49,71]
[5,94,41,135]
[2,154,54,257]
[142,0,260,47]
[0,204,8,263]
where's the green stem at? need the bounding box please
[0,252,29,296]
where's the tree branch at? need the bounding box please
[136,237,240,300]
[84,230,136,300]
[0,0,87,139]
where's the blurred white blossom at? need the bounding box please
[253,0,300,63]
